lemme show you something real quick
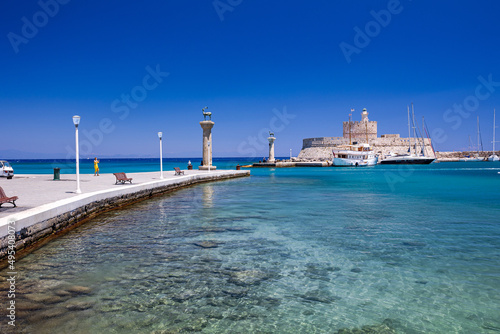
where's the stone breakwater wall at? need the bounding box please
[0,171,249,262]
[299,137,434,161]
[435,150,499,161]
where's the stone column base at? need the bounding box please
[198,166,217,170]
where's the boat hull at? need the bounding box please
[487,154,500,162]
[380,156,435,164]
[333,157,378,167]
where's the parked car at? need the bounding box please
[0,160,14,178]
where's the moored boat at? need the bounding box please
[379,104,435,165]
[379,153,435,164]
[332,143,378,167]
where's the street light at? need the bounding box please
[290,148,292,161]
[158,132,163,179]
[72,115,81,194]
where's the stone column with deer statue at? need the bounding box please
[199,107,217,170]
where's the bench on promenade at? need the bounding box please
[174,167,184,176]
[0,186,18,207]
[113,172,133,184]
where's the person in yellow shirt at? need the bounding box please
[94,157,100,176]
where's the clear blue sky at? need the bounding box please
[1,0,500,159]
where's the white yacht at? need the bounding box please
[332,143,378,167]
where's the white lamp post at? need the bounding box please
[158,132,164,179]
[290,148,292,161]
[72,115,81,194]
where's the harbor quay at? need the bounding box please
[0,169,249,263]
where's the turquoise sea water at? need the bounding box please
[1,161,500,333]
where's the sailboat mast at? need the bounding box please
[493,109,496,153]
[477,116,480,157]
[422,116,426,156]
[407,105,411,155]
[412,103,418,155]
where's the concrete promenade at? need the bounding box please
[0,169,250,260]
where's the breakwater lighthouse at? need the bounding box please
[199,107,216,170]
[268,132,276,162]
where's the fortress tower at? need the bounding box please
[299,108,433,161]
[342,108,377,143]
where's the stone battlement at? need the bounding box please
[342,120,377,141]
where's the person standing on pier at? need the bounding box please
[94,157,100,176]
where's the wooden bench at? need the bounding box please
[0,186,18,207]
[174,167,184,176]
[113,172,133,184]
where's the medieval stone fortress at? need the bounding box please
[298,109,432,161]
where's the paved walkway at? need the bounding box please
[0,169,245,219]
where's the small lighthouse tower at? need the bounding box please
[268,132,276,162]
[361,108,369,122]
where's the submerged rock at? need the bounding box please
[336,319,396,334]
[66,285,92,295]
[228,270,269,286]
[402,241,426,247]
[181,317,208,332]
[225,227,253,232]
[172,289,197,302]
[54,289,72,297]
[298,289,341,304]
[193,241,220,248]
[194,227,227,233]
[222,287,249,298]
[35,307,66,319]
[24,293,64,304]
[16,301,44,311]
[65,301,93,311]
